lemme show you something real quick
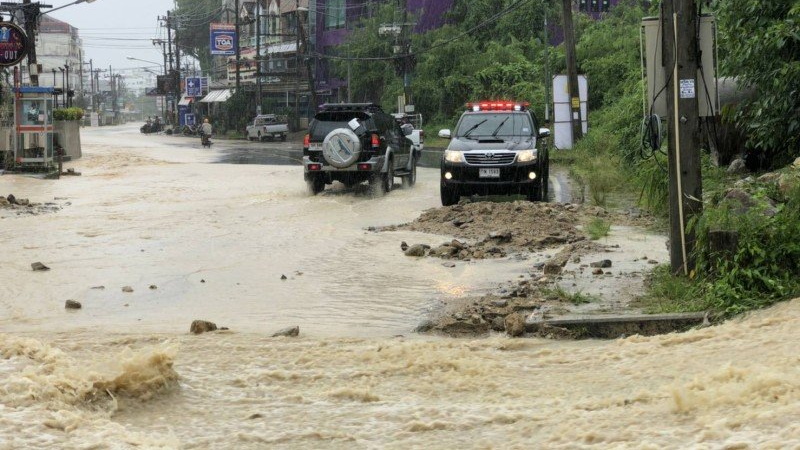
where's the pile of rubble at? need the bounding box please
[0,194,65,217]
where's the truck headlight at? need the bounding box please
[517,149,538,163]
[444,150,464,163]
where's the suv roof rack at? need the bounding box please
[319,103,383,113]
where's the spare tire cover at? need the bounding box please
[322,128,362,168]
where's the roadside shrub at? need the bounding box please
[586,218,611,240]
[569,130,626,206]
[53,107,84,121]
[691,183,800,315]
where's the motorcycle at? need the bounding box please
[182,124,199,136]
[200,131,212,148]
[140,121,163,134]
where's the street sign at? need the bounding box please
[186,77,202,97]
[210,23,236,56]
[0,22,28,67]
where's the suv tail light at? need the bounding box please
[419,130,425,143]
[371,134,380,149]
[303,134,310,149]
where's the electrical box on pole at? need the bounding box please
[642,15,718,118]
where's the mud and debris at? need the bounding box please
[0,194,67,218]
[376,200,667,338]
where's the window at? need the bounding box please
[325,0,346,30]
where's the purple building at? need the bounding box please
[312,0,453,102]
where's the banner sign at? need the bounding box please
[210,23,236,56]
[0,22,28,67]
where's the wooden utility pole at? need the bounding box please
[561,0,583,142]
[662,0,703,275]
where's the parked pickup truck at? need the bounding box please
[246,114,289,141]
[391,113,424,158]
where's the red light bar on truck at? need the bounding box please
[465,101,530,112]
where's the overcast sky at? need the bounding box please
[48,0,178,75]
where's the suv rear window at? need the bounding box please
[309,111,375,141]
[455,112,534,138]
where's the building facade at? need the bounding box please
[35,15,85,107]
[220,0,452,107]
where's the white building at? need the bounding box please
[22,15,85,106]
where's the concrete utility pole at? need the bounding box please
[543,9,550,123]
[662,0,702,275]
[294,0,300,129]
[298,7,316,114]
[561,0,583,141]
[399,0,411,106]
[234,0,241,89]
[255,0,262,113]
[22,0,47,86]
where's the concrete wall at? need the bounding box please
[54,121,82,160]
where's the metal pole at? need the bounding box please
[65,63,70,107]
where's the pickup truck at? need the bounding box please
[392,113,424,158]
[246,114,289,141]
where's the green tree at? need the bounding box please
[330,4,395,105]
[715,0,800,167]
[175,0,223,74]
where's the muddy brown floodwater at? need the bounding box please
[1,124,798,448]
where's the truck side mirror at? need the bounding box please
[538,128,551,139]
[438,129,451,139]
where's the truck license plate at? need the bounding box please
[309,143,322,151]
[479,168,500,178]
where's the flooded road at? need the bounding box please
[1,125,798,448]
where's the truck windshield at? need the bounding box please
[456,113,533,138]
[310,112,374,141]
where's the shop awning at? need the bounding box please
[199,89,235,103]
[178,95,193,106]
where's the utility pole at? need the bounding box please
[109,66,116,124]
[561,0,583,142]
[89,59,94,110]
[662,0,702,275]
[173,12,181,126]
[298,7,316,114]
[255,0,262,113]
[399,0,411,107]
[163,12,176,125]
[543,8,550,123]
[22,0,45,86]
[294,0,300,130]
[234,0,241,89]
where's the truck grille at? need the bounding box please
[464,152,516,165]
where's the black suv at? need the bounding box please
[303,103,416,195]
[438,101,551,206]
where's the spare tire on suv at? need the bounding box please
[322,128,361,168]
